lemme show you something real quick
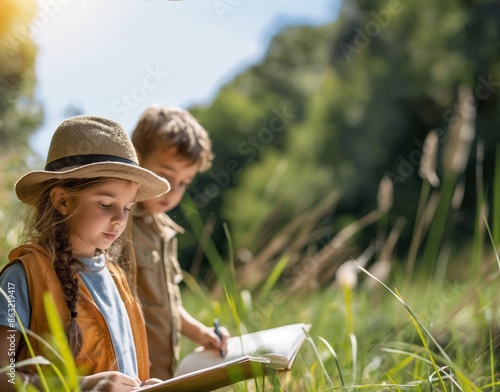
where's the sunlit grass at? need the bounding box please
[1,251,498,391]
[180,256,500,391]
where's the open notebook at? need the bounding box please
[141,323,311,392]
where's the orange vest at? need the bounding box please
[2,244,150,380]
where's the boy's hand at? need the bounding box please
[179,306,230,356]
[200,324,230,355]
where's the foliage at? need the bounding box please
[0,0,42,147]
[180,260,500,391]
[179,151,500,388]
[179,0,500,280]
[0,0,43,264]
[0,0,500,390]
[177,84,500,388]
[0,290,80,391]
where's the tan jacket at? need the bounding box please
[132,207,184,380]
[2,244,150,379]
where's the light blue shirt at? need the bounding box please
[0,255,138,377]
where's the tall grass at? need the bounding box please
[3,182,500,392]
[2,87,499,390]
[0,291,80,391]
[181,257,500,391]
[178,87,500,390]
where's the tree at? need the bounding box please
[180,0,500,280]
[0,0,42,263]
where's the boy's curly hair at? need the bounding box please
[131,106,213,172]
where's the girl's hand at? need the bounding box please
[80,371,140,391]
[139,377,163,387]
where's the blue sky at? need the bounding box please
[30,0,341,157]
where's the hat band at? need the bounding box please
[45,154,138,171]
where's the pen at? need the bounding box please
[213,318,225,358]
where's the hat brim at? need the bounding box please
[15,161,170,206]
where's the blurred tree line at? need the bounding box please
[0,0,42,262]
[173,0,500,282]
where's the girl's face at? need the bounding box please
[54,179,138,258]
[139,147,200,215]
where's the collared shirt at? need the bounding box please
[132,205,185,379]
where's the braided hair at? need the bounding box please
[53,218,83,356]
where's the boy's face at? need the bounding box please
[139,147,200,214]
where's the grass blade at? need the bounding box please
[317,336,347,391]
[303,328,335,389]
[43,292,79,391]
[258,255,290,301]
[357,263,481,391]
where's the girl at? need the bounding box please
[0,116,170,391]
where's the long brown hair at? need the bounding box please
[25,177,113,357]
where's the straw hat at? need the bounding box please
[16,115,171,205]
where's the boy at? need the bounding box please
[128,106,229,380]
